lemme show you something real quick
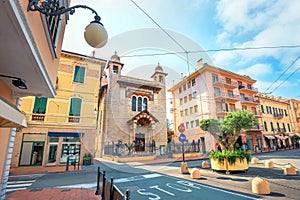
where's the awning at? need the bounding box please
[275,135,289,140]
[0,98,27,128]
[264,135,275,139]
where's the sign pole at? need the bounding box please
[182,142,185,162]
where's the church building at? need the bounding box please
[98,53,168,156]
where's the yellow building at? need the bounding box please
[256,94,293,150]
[10,51,106,169]
[284,99,300,137]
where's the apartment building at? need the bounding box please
[0,1,70,198]
[284,99,300,137]
[10,51,106,169]
[256,94,294,150]
[169,60,261,152]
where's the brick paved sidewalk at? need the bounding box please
[6,188,98,200]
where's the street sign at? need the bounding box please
[179,133,186,143]
[178,123,185,133]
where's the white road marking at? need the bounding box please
[114,173,163,183]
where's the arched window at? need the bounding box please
[264,121,268,131]
[132,96,137,111]
[138,97,142,112]
[143,98,148,111]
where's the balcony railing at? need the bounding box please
[240,96,260,104]
[32,114,45,121]
[214,92,239,101]
[68,116,80,123]
[238,84,258,92]
[213,78,238,88]
[273,114,284,118]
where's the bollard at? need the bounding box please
[125,189,130,200]
[110,177,114,200]
[283,164,297,175]
[95,167,101,195]
[66,156,70,171]
[251,157,259,164]
[252,177,270,195]
[102,171,106,200]
[264,160,274,168]
[190,168,201,179]
[180,162,189,174]
[201,161,209,169]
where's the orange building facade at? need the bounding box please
[0,1,70,198]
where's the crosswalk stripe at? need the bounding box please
[7,180,35,184]
[6,188,27,192]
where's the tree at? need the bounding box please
[200,110,258,151]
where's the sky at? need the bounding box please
[62,0,300,99]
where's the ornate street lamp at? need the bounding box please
[27,0,108,48]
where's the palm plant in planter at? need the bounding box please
[200,110,257,172]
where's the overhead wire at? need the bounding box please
[263,55,300,94]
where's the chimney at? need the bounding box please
[197,58,203,68]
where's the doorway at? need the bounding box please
[20,142,44,166]
[135,133,145,152]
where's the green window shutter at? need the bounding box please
[73,66,85,83]
[70,98,82,116]
[33,97,47,114]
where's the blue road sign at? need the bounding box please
[179,133,186,143]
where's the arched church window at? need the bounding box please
[143,98,148,111]
[132,96,136,111]
[138,97,142,111]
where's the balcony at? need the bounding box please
[238,85,258,94]
[31,114,45,121]
[275,128,285,133]
[213,78,238,89]
[246,124,263,132]
[214,92,239,102]
[273,114,284,119]
[68,116,80,123]
[240,96,260,105]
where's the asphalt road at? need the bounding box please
[7,149,300,199]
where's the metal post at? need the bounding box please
[182,142,185,162]
[102,171,106,200]
[110,177,114,200]
[125,189,130,200]
[95,167,101,195]
[66,141,70,171]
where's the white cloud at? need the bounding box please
[237,64,272,79]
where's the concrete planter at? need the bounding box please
[210,158,249,172]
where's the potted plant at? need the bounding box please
[83,153,92,165]
[200,110,257,173]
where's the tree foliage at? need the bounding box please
[199,110,258,151]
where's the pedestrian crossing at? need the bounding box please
[6,180,36,192]
[6,174,45,193]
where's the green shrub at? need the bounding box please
[209,150,250,165]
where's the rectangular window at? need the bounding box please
[187,81,191,89]
[225,78,231,84]
[229,104,236,112]
[227,90,234,98]
[188,94,192,101]
[185,109,188,116]
[195,119,199,127]
[247,84,252,89]
[191,121,194,128]
[69,98,82,116]
[184,96,187,103]
[180,98,183,105]
[186,122,189,129]
[194,105,198,113]
[284,109,287,116]
[193,91,197,99]
[191,79,196,86]
[266,106,269,114]
[46,0,61,47]
[261,105,264,113]
[264,121,268,131]
[212,74,219,83]
[183,84,186,91]
[179,87,182,93]
[242,106,247,110]
[180,110,183,117]
[33,97,48,114]
[190,107,193,115]
[287,123,291,132]
[73,66,85,83]
[270,122,274,131]
[214,87,221,97]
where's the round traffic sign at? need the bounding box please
[178,123,185,133]
[179,133,186,143]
